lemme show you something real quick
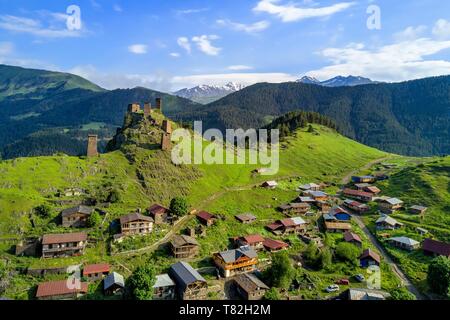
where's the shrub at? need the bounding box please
[303,242,321,269]
[264,251,295,289]
[170,197,189,217]
[427,256,450,297]
[336,242,361,266]
[389,288,416,300]
[34,204,52,218]
[127,264,156,300]
[264,288,281,300]
[87,211,102,228]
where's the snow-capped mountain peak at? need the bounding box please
[297,75,379,87]
[174,82,246,104]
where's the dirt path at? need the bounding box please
[353,215,425,300]
[340,156,392,184]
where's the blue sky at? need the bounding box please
[0,0,450,91]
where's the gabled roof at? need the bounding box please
[235,213,257,222]
[360,249,381,264]
[217,246,257,263]
[171,234,199,248]
[298,197,315,203]
[325,222,351,230]
[196,211,215,221]
[347,288,388,300]
[323,214,337,221]
[153,274,175,288]
[410,205,428,211]
[344,231,362,243]
[234,273,269,293]
[148,204,169,215]
[42,232,87,245]
[263,238,289,250]
[83,263,110,276]
[266,222,283,231]
[169,262,206,289]
[241,234,265,245]
[262,181,278,187]
[422,238,450,257]
[389,236,419,247]
[355,183,371,189]
[120,212,154,224]
[299,183,320,190]
[61,205,93,217]
[376,215,403,226]
[365,186,381,193]
[343,189,373,198]
[36,280,88,298]
[329,206,350,216]
[382,198,404,205]
[307,191,328,198]
[104,272,124,290]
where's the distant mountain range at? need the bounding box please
[174,82,246,104]
[297,75,379,87]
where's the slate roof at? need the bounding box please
[169,262,206,290]
[383,198,404,205]
[153,274,175,288]
[376,215,403,226]
[104,272,125,290]
[61,205,93,217]
[389,236,419,247]
[217,246,257,263]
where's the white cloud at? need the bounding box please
[170,52,181,58]
[0,41,14,55]
[113,4,123,12]
[216,19,270,33]
[253,0,355,22]
[227,65,254,71]
[192,35,221,56]
[176,8,209,15]
[307,37,450,82]
[177,37,191,54]
[394,25,427,41]
[432,19,450,39]
[0,14,83,38]
[128,44,148,54]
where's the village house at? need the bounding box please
[342,189,374,202]
[169,261,208,300]
[153,274,176,300]
[355,184,381,194]
[170,235,199,259]
[329,206,352,221]
[297,196,315,204]
[422,238,450,258]
[266,217,308,235]
[360,249,381,268]
[343,199,370,213]
[196,211,216,226]
[36,280,88,300]
[416,227,429,236]
[375,215,404,230]
[15,238,39,257]
[234,273,269,300]
[103,272,125,295]
[299,183,321,191]
[388,237,420,251]
[61,205,94,228]
[354,183,371,190]
[83,263,110,281]
[409,205,428,215]
[262,238,289,252]
[278,203,310,215]
[341,288,388,300]
[304,190,329,202]
[148,204,170,224]
[41,232,87,258]
[316,201,332,214]
[377,197,404,214]
[324,222,352,233]
[235,235,265,251]
[261,181,278,189]
[235,213,257,224]
[352,175,376,183]
[213,246,258,278]
[323,213,337,222]
[300,233,324,248]
[119,212,154,236]
[344,231,362,247]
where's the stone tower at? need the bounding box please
[161,133,171,151]
[87,135,99,157]
[156,98,162,112]
[144,102,152,117]
[162,120,172,134]
[128,103,141,113]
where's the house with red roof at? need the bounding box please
[196,211,216,226]
[266,217,307,235]
[344,231,362,247]
[422,238,450,258]
[148,204,170,224]
[83,263,110,281]
[236,235,265,251]
[263,238,289,252]
[360,249,381,268]
[36,280,88,300]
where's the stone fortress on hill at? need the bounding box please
[87,97,173,157]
